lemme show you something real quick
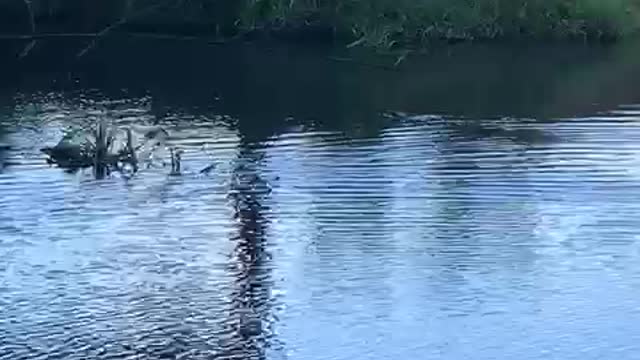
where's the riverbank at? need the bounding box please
[244,0,640,47]
[2,0,640,48]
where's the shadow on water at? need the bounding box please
[0,95,13,171]
[5,35,640,360]
[0,140,8,172]
[220,139,275,359]
[2,37,640,138]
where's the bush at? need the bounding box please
[7,0,640,46]
[239,0,640,46]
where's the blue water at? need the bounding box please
[2,39,640,359]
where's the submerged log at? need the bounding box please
[41,121,142,176]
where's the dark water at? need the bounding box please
[3,37,640,359]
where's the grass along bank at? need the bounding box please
[239,0,640,47]
[3,0,640,49]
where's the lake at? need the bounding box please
[2,36,640,359]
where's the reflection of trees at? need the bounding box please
[0,129,7,172]
[0,91,11,170]
[0,147,7,172]
[219,139,274,360]
[428,130,541,274]
[10,37,640,141]
[439,118,558,145]
[418,135,545,317]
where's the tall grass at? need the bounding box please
[240,0,640,46]
[11,0,640,46]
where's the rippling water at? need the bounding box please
[2,40,640,359]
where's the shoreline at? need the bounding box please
[1,0,640,50]
[0,24,634,51]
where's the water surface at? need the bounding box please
[2,38,640,359]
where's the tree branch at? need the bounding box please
[76,0,176,57]
[18,0,37,58]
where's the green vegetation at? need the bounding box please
[239,0,640,47]
[6,0,640,47]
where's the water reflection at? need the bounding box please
[4,38,640,133]
[220,140,275,359]
[3,41,640,359]
[0,141,8,172]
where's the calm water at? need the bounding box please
[2,37,640,359]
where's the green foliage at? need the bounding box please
[237,0,640,46]
[15,0,640,46]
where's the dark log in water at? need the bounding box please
[41,121,143,178]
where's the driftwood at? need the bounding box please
[39,120,200,179]
[41,121,142,179]
[40,122,227,179]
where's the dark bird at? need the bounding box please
[40,142,92,169]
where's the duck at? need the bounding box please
[41,140,92,169]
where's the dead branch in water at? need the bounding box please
[92,120,109,178]
[43,121,143,179]
[124,127,138,173]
